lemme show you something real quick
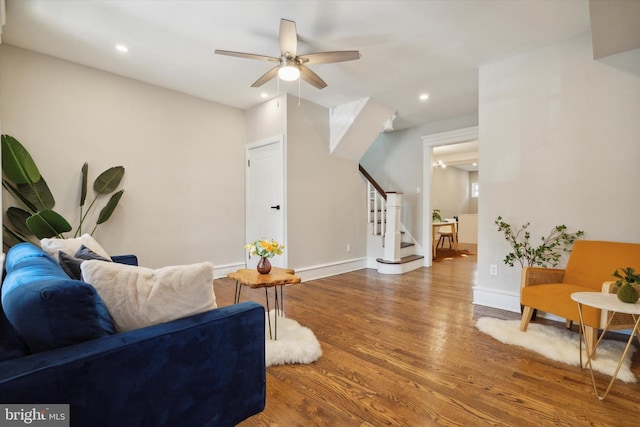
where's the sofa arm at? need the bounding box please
[0,302,266,427]
[521,266,565,288]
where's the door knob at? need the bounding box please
[270,205,281,210]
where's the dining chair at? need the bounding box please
[436,218,456,249]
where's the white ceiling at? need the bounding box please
[433,140,479,172]
[1,0,593,130]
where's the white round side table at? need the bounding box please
[571,292,640,400]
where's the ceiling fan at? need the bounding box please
[215,18,361,89]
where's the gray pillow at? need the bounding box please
[59,245,111,280]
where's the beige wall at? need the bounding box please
[0,45,246,269]
[476,33,640,311]
[245,94,286,143]
[286,95,367,269]
[468,171,478,214]
[244,94,368,271]
[431,166,473,219]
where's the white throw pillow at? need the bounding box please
[81,260,217,332]
[41,234,111,260]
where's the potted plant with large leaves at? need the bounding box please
[2,134,125,249]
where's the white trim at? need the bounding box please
[294,257,369,282]
[421,126,479,146]
[213,262,247,279]
[472,286,520,313]
[0,0,5,43]
[422,126,479,266]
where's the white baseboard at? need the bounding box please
[213,262,246,279]
[472,286,520,313]
[215,258,368,282]
[294,257,369,282]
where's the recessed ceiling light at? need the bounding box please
[419,93,429,101]
[115,44,128,53]
[260,92,268,99]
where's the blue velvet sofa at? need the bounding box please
[0,243,266,426]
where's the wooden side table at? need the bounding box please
[571,292,640,400]
[228,267,301,340]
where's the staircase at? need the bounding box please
[361,165,424,274]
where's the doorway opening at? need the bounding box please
[422,126,479,266]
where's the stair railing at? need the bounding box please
[359,165,386,240]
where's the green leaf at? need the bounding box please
[80,162,88,207]
[1,135,41,184]
[7,207,34,236]
[3,224,28,247]
[96,190,124,224]
[17,176,55,210]
[93,166,124,194]
[3,179,38,213]
[26,209,72,239]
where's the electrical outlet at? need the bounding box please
[346,244,351,253]
[489,264,498,276]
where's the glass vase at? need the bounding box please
[257,257,272,274]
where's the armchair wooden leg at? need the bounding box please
[520,306,535,331]
[584,326,598,360]
[566,320,573,329]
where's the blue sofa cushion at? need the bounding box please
[2,243,116,353]
[0,289,29,362]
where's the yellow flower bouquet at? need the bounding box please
[245,239,284,259]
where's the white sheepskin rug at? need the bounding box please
[265,310,322,367]
[476,317,637,383]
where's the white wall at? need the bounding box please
[0,45,246,269]
[476,34,640,311]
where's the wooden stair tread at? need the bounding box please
[376,254,424,265]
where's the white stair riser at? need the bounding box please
[376,258,423,275]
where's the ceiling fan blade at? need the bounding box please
[251,66,279,88]
[279,19,298,57]
[215,50,279,63]
[299,65,327,89]
[299,51,361,65]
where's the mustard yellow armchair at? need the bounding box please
[520,240,640,358]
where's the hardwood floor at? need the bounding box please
[214,246,640,426]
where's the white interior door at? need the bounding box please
[246,137,285,268]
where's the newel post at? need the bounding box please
[383,192,402,262]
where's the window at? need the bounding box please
[471,182,479,198]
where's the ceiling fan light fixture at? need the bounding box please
[278,61,300,81]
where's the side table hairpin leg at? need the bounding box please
[577,302,640,400]
[264,285,285,341]
[233,281,242,304]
